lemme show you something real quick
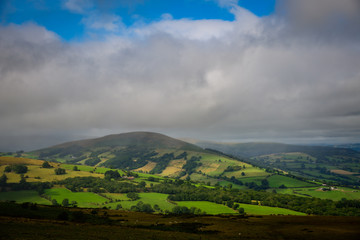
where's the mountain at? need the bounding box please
[331,143,360,153]
[195,141,360,159]
[195,141,360,185]
[29,132,269,184]
[43,132,203,152]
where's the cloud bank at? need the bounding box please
[1,1,360,150]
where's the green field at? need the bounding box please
[104,193,175,211]
[60,164,125,175]
[175,201,237,214]
[267,175,316,188]
[295,187,360,201]
[236,203,306,215]
[276,187,360,201]
[0,190,50,205]
[44,188,108,208]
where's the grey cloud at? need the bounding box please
[276,0,360,40]
[1,3,360,151]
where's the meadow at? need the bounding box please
[44,188,108,208]
[266,174,316,188]
[0,190,50,205]
[276,187,360,201]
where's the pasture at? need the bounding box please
[267,175,316,188]
[236,203,306,215]
[104,192,175,211]
[175,201,237,214]
[0,190,50,205]
[44,188,108,208]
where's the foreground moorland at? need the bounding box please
[0,202,360,240]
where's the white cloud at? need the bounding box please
[82,13,124,32]
[63,0,93,14]
[1,3,360,150]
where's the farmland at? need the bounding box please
[44,188,108,208]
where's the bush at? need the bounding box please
[54,168,66,175]
[42,161,52,168]
[8,164,28,174]
[127,192,139,201]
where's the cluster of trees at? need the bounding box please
[175,152,188,160]
[42,161,53,168]
[130,201,154,213]
[224,165,243,172]
[85,157,101,166]
[104,170,121,180]
[54,168,66,175]
[171,206,206,215]
[4,164,28,174]
[150,153,175,174]
[182,156,202,175]
[102,147,157,170]
[57,177,139,193]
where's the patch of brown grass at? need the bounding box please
[331,169,356,175]
[135,161,157,173]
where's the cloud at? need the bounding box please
[82,13,124,32]
[1,3,360,150]
[276,0,360,39]
[64,0,94,14]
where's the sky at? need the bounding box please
[1,0,360,151]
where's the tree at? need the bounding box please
[116,204,122,210]
[12,164,28,174]
[73,166,79,171]
[42,161,52,168]
[52,199,59,206]
[71,201,78,207]
[153,204,160,211]
[138,181,146,188]
[62,198,69,207]
[241,172,245,176]
[104,170,121,180]
[238,207,245,214]
[54,168,66,175]
[4,166,11,173]
[127,192,139,201]
[0,174,7,186]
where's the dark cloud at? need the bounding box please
[0,2,360,151]
[276,0,360,41]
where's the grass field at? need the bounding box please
[295,187,360,201]
[104,192,175,211]
[60,164,125,175]
[0,190,50,205]
[267,175,317,188]
[44,188,108,208]
[1,165,105,183]
[275,187,360,201]
[175,201,237,214]
[236,203,306,215]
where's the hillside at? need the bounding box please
[29,132,265,182]
[195,141,360,186]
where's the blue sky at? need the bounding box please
[1,0,276,40]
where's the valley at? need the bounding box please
[0,132,360,239]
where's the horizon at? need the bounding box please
[1,130,359,152]
[1,0,360,151]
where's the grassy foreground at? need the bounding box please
[0,204,359,240]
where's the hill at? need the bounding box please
[29,132,265,182]
[48,132,203,151]
[195,141,360,186]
